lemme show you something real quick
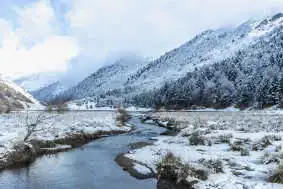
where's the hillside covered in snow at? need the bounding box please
[56,55,148,105]
[63,13,283,110]
[21,13,283,110]
[31,81,70,102]
[132,13,283,109]
[0,78,43,113]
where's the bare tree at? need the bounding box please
[23,108,55,142]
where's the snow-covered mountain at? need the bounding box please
[125,15,283,90]
[132,13,283,109]
[61,55,148,100]
[0,77,43,113]
[62,13,283,109]
[14,72,63,92]
[14,71,81,102]
[31,81,70,102]
[13,13,283,110]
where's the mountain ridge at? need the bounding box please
[14,13,283,110]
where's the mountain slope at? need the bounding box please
[132,13,283,109]
[31,81,69,102]
[61,55,148,100]
[126,14,283,93]
[0,78,43,113]
[48,13,283,110]
[125,23,253,90]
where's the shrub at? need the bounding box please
[267,135,282,141]
[192,117,206,129]
[262,152,283,164]
[156,152,208,185]
[189,131,205,146]
[229,140,245,152]
[276,145,282,152]
[47,105,53,112]
[199,158,223,173]
[156,152,182,181]
[116,108,131,126]
[218,134,233,144]
[240,148,250,156]
[252,136,272,151]
[269,164,283,184]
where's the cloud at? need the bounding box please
[2,0,283,78]
[0,0,79,78]
[0,36,79,76]
[65,0,283,60]
[15,0,55,43]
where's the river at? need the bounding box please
[0,116,166,189]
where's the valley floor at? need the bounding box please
[122,111,283,189]
[0,111,131,169]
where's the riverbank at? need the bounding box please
[0,111,132,170]
[0,117,165,189]
[119,111,283,189]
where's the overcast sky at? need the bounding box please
[1,0,283,78]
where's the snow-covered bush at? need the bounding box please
[266,134,282,141]
[262,152,283,164]
[276,145,282,152]
[252,136,273,151]
[229,139,250,152]
[199,158,223,173]
[192,117,207,129]
[188,128,212,145]
[269,163,283,184]
[189,131,206,146]
[156,152,208,185]
[156,152,181,181]
[218,134,233,144]
[240,147,250,156]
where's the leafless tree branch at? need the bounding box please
[23,107,57,142]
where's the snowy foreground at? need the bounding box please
[0,111,131,159]
[125,111,283,189]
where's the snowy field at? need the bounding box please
[0,111,131,158]
[125,111,283,189]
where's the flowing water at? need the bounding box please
[0,116,166,189]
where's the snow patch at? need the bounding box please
[133,163,152,175]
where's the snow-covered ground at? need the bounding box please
[124,111,283,189]
[0,111,131,158]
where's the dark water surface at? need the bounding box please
[0,117,166,189]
